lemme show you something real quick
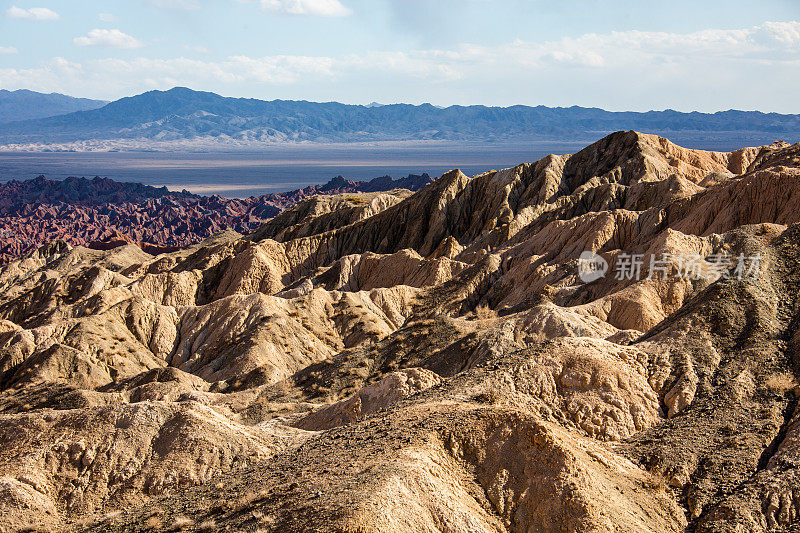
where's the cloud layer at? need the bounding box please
[255,0,352,17]
[73,29,144,49]
[1,21,798,111]
[4,6,59,20]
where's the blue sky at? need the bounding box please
[0,0,799,112]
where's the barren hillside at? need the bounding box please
[2,131,800,532]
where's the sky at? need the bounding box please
[0,0,799,112]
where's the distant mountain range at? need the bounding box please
[0,87,798,150]
[0,89,107,124]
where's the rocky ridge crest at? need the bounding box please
[0,132,799,531]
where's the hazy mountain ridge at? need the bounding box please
[1,87,799,149]
[0,89,107,124]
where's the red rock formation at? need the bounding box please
[0,173,432,262]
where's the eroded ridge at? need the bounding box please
[1,132,800,532]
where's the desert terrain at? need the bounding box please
[0,173,431,263]
[1,131,800,532]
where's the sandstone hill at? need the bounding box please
[1,131,800,532]
[0,173,432,263]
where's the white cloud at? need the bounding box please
[148,0,201,9]
[4,6,59,20]
[752,21,800,47]
[0,46,18,55]
[0,57,86,92]
[423,20,800,72]
[99,13,119,22]
[257,0,352,17]
[3,21,800,112]
[0,54,338,99]
[73,29,144,50]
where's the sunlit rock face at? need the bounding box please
[2,132,800,532]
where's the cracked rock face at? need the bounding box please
[1,131,800,532]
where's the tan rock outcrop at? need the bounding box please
[1,132,799,532]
